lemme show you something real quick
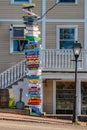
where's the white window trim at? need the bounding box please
[56,25,78,49]
[11,0,32,4]
[10,24,26,53]
[56,0,78,4]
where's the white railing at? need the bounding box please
[0,60,26,88]
[41,49,87,71]
[0,49,87,88]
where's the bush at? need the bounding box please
[9,96,15,108]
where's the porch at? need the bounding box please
[41,49,87,72]
[0,49,87,89]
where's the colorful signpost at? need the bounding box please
[22,3,42,115]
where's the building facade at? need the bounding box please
[0,0,87,115]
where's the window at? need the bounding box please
[56,25,78,49]
[56,81,74,114]
[11,0,32,4]
[10,25,28,53]
[14,0,29,2]
[81,82,87,115]
[59,0,75,2]
[60,28,75,49]
[57,0,77,3]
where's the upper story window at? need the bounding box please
[10,25,28,53]
[56,25,78,49]
[11,0,32,4]
[60,28,75,49]
[57,0,77,3]
[59,0,75,2]
[15,0,29,2]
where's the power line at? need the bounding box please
[38,2,58,20]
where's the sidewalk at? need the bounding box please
[0,112,86,126]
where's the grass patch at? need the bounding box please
[72,121,81,125]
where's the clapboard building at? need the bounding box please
[0,0,87,115]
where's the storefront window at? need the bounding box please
[56,81,74,114]
[81,82,87,114]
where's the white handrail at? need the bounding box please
[0,60,26,88]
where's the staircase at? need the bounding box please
[0,60,26,89]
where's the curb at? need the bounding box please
[0,113,72,125]
[0,117,64,124]
[0,113,86,126]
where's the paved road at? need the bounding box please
[0,120,86,130]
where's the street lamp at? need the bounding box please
[72,41,82,122]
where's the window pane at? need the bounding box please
[59,28,75,49]
[56,81,74,114]
[60,29,74,40]
[13,40,28,52]
[13,27,24,37]
[14,0,29,2]
[60,41,74,49]
[13,40,19,52]
[81,82,87,115]
[59,0,75,3]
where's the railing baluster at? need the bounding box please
[15,65,18,80]
[1,74,2,88]
[13,67,15,81]
[59,50,61,68]
[46,50,48,68]
[49,50,51,68]
[17,65,19,78]
[19,63,21,78]
[19,63,22,77]
[21,63,23,76]
[68,50,70,69]
[22,62,25,76]
[3,73,5,88]
[61,50,64,68]
[7,71,8,86]
[21,63,24,76]
[11,68,13,83]
[10,69,11,84]
[23,62,25,76]
[56,50,57,68]
[52,50,54,68]
[43,50,45,68]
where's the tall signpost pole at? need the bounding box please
[22,3,42,115]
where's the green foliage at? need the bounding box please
[72,121,81,125]
[9,96,15,108]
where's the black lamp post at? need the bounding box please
[72,41,82,122]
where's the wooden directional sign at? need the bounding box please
[28,98,41,105]
[29,87,41,92]
[22,3,36,9]
[24,35,41,42]
[26,25,39,31]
